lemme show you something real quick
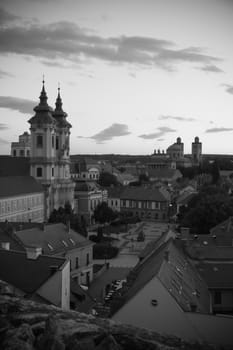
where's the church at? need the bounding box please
[28,80,75,220]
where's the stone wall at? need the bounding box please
[0,294,231,350]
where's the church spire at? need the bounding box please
[55,83,63,112]
[39,76,48,106]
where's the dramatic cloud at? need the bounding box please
[0,8,19,24]
[139,126,176,139]
[0,69,13,79]
[0,15,222,71]
[78,123,131,143]
[205,127,233,133]
[222,84,233,95]
[0,123,9,130]
[0,96,36,114]
[158,115,196,122]
[198,65,224,73]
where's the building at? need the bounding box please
[0,247,70,310]
[0,176,44,222]
[146,168,182,185]
[11,131,31,157]
[74,181,107,225]
[149,150,176,169]
[13,222,94,287]
[192,136,202,165]
[70,157,101,181]
[107,187,122,212]
[110,238,233,345]
[28,81,75,220]
[120,187,170,221]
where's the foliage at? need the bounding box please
[48,202,87,237]
[94,202,118,224]
[137,230,145,242]
[178,185,233,234]
[93,243,119,259]
[98,171,119,187]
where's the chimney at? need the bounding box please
[50,265,59,275]
[1,242,10,250]
[25,246,42,260]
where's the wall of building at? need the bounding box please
[61,260,70,310]
[67,245,93,285]
[0,193,44,222]
[108,198,121,212]
[112,277,198,342]
[211,289,233,314]
[37,267,64,308]
[120,199,168,221]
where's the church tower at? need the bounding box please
[192,136,202,165]
[28,81,75,221]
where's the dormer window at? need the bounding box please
[62,240,68,247]
[47,243,54,251]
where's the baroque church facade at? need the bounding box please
[28,81,75,220]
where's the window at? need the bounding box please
[214,291,222,305]
[36,135,43,148]
[13,150,16,157]
[20,150,24,156]
[36,167,43,177]
[76,257,79,269]
[27,150,30,157]
[86,253,90,266]
[52,135,55,148]
[52,167,54,177]
[56,136,59,150]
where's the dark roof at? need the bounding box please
[210,217,233,236]
[0,228,25,252]
[187,245,233,260]
[120,187,169,202]
[0,156,30,176]
[0,176,43,198]
[107,187,124,198]
[0,249,65,293]
[75,181,100,192]
[197,262,233,289]
[147,168,182,180]
[176,192,197,206]
[111,239,210,315]
[14,223,92,255]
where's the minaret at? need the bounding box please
[192,136,202,165]
[28,79,56,220]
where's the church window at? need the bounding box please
[36,135,43,148]
[52,135,55,148]
[36,167,43,177]
[56,136,59,150]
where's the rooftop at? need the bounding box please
[0,249,66,293]
[120,186,170,202]
[0,176,43,198]
[0,156,30,177]
[197,262,233,289]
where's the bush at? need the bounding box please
[93,243,119,259]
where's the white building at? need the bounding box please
[11,131,31,157]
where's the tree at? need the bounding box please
[178,185,233,234]
[94,202,118,224]
[98,172,119,187]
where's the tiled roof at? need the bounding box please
[197,262,233,289]
[0,176,43,198]
[120,187,170,202]
[111,239,210,315]
[0,249,65,293]
[14,223,92,255]
[0,156,30,176]
[107,187,124,198]
[186,245,233,260]
[75,181,100,192]
[147,168,182,180]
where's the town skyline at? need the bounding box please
[0,0,233,155]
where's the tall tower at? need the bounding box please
[28,81,75,220]
[192,136,202,165]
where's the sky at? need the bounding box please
[0,0,233,156]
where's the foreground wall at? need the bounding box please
[0,293,232,349]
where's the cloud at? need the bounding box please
[78,123,131,143]
[0,16,222,71]
[0,96,36,114]
[139,126,176,139]
[0,123,9,130]
[158,115,196,122]
[222,84,233,95]
[205,127,233,133]
[0,69,13,79]
[0,138,9,145]
[0,7,19,24]
[198,64,224,73]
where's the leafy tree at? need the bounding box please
[98,172,119,187]
[178,185,233,234]
[94,202,118,224]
